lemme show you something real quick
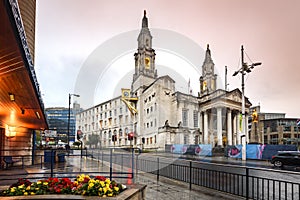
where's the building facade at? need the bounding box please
[0,0,48,166]
[76,11,252,150]
[46,103,81,144]
[248,105,299,147]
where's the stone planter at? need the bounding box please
[0,184,146,200]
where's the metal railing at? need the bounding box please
[87,149,300,200]
[1,148,299,200]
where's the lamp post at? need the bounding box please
[67,93,80,145]
[233,45,261,160]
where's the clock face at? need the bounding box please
[124,91,129,97]
[145,57,150,69]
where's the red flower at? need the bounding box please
[95,176,106,181]
[55,188,61,193]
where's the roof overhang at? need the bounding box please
[0,0,48,130]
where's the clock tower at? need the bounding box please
[199,44,217,96]
[132,10,157,92]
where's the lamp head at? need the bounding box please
[252,62,262,67]
[232,71,239,76]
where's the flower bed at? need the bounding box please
[0,174,126,197]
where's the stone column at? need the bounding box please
[217,107,222,147]
[204,111,208,144]
[199,112,203,143]
[237,112,241,144]
[233,113,237,145]
[227,109,232,145]
[245,114,249,143]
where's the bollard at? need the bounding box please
[109,148,113,180]
[157,157,159,181]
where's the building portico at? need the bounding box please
[199,89,251,147]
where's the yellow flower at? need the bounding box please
[108,193,113,197]
[88,182,94,190]
[43,182,48,186]
[37,181,41,185]
[30,192,35,195]
[18,184,24,189]
[105,184,110,188]
[114,187,119,192]
[100,181,105,187]
[35,187,39,190]
[26,186,30,190]
[10,187,15,193]
[105,179,111,184]
[82,190,86,195]
[103,187,107,194]
[98,188,103,192]
[78,177,84,182]
[24,192,28,196]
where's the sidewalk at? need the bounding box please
[0,155,240,200]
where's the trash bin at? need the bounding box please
[44,150,56,163]
[57,153,65,162]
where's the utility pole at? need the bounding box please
[233,45,262,161]
[225,66,228,91]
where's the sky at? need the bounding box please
[35,0,300,118]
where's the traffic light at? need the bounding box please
[112,135,117,142]
[128,132,134,141]
[77,130,82,140]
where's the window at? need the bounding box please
[182,109,188,127]
[193,110,198,128]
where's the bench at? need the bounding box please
[3,156,19,169]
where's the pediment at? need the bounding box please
[227,89,242,103]
[226,89,252,106]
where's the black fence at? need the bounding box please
[1,148,300,200]
[87,149,300,200]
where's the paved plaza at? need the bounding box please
[0,155,239,199]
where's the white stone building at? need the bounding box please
[76,11,251,150]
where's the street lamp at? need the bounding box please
[233,45,261,160]
[67,93,80,145]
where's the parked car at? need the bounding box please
[271,151,300,168]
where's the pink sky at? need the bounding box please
[35,0,300,117]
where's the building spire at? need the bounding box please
[142,10,148,28]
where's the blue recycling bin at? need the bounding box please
[44,150,56,163]
[57,153,65,162]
